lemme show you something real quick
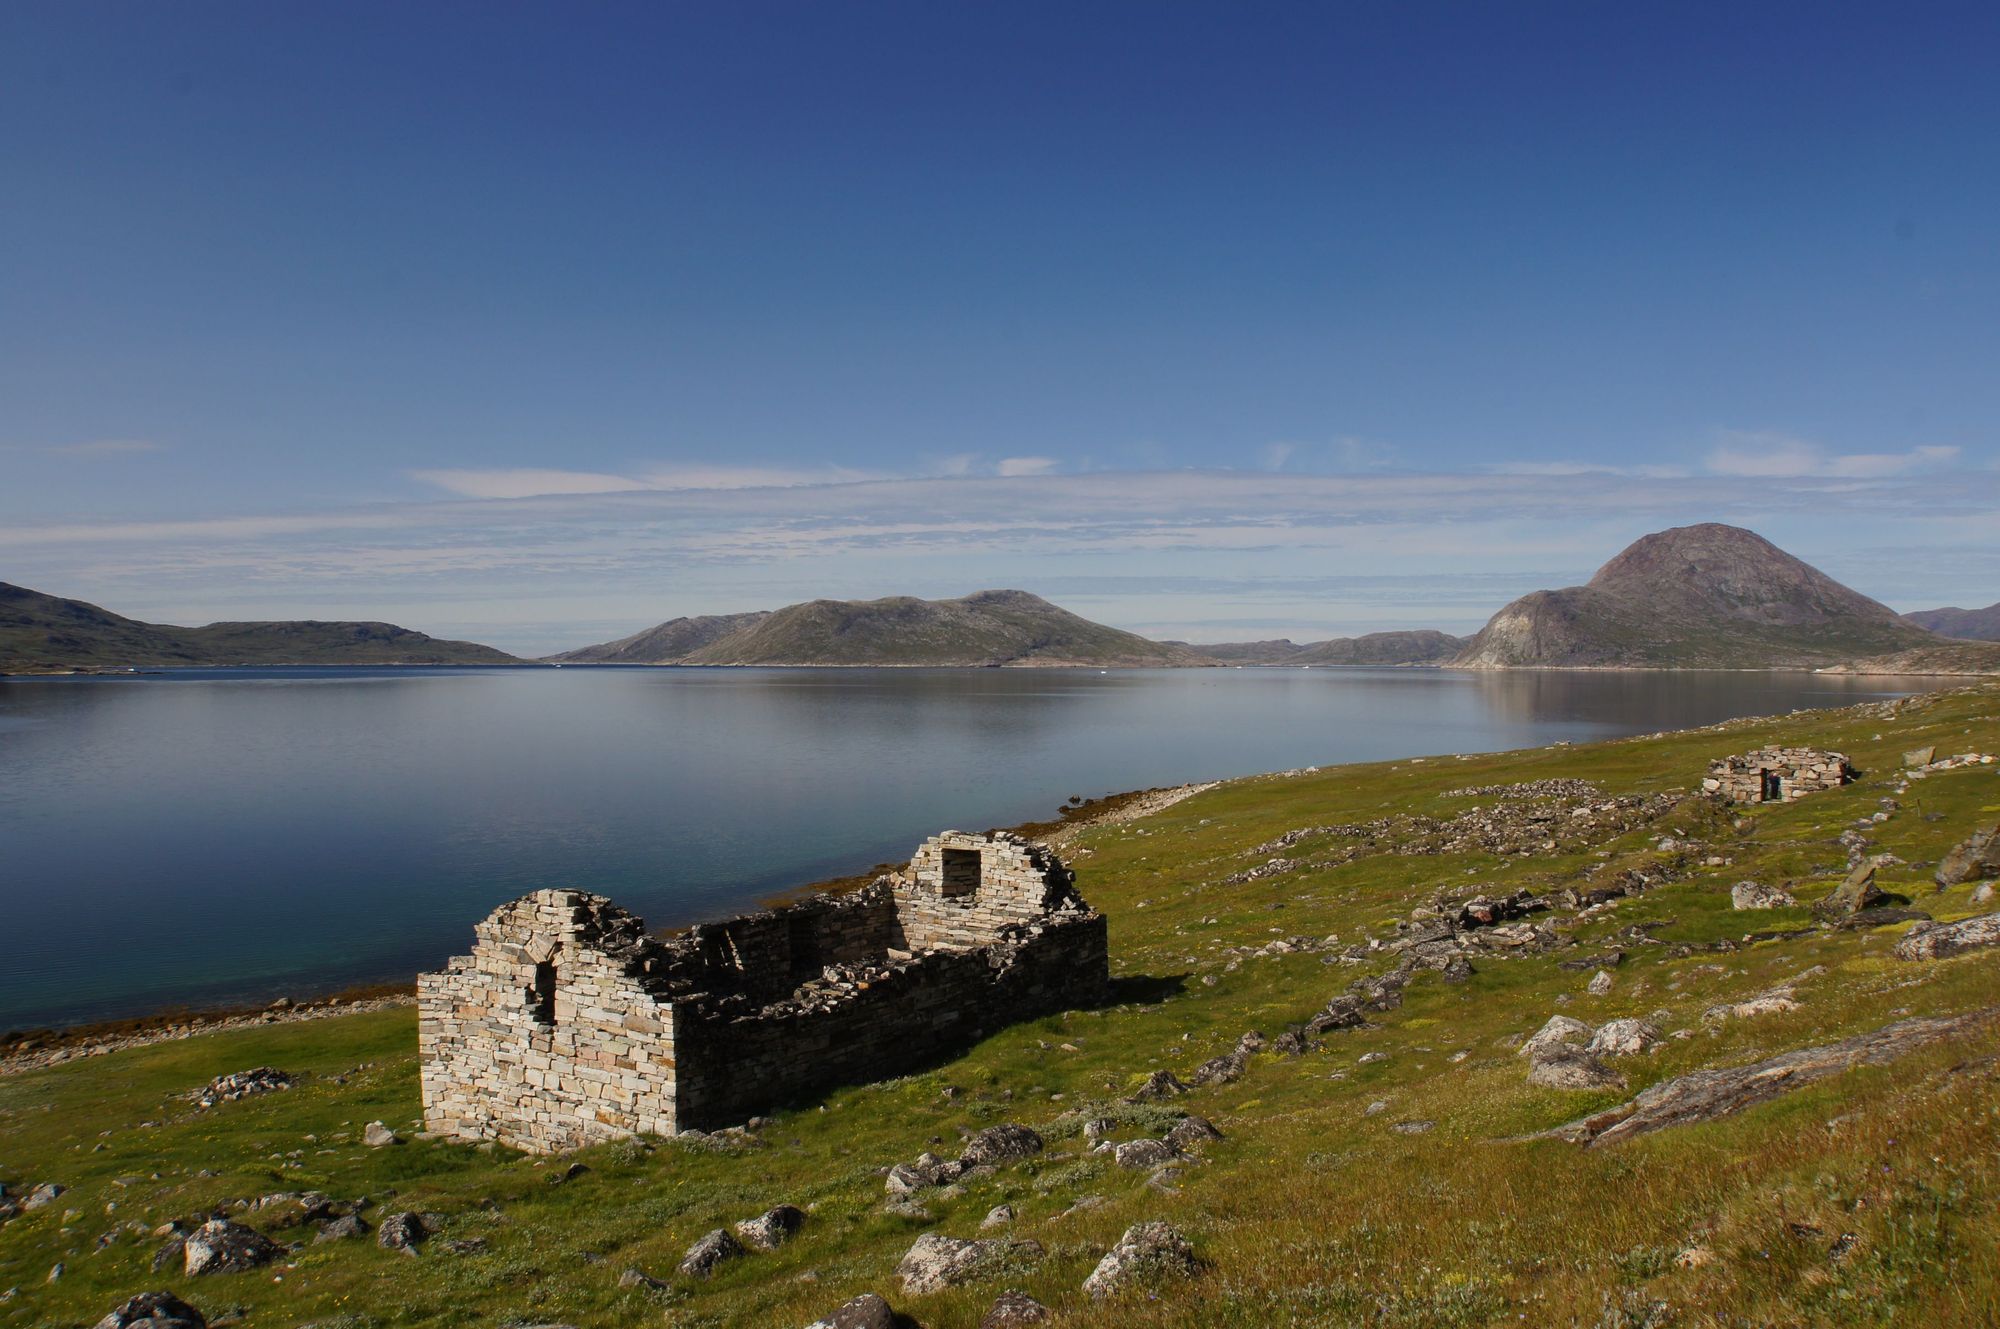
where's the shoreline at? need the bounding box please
[0,781,1217,1075]
[7,676,1983,1074]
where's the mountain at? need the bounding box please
[554,590,1203,667]
[547,612,773,664]
[0,581,518,673]
[1902,603,2000,642]
[1452,524,1963,670]
[1181,630,1465,666]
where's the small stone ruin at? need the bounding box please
[418,831,1107,1153]
[1703,746,1852,804]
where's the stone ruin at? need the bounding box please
[1703,746,1852,804]
[418,831,1107,1153]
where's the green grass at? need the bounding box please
[6,687,2000,1326]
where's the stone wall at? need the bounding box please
[419,832,1107,1152]
[1703,747,1852,804]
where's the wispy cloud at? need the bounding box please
[1488,461,1691,479]
[995,456,1058,477]
[1703,432,1960,479]
[410,463,879,499]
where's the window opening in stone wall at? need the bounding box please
[1761,770,1783,801]
[941,847,981,896]
[531,960,558,1026]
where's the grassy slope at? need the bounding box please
[7,690,2000,1327]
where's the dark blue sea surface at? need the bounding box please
[0,665,1947,1028]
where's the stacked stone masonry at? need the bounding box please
[418,831,1107,1153]
[1702,747,1853,804]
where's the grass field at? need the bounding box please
[5,685,1999,1327]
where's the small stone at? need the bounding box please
[980,1204,1015,1230]
[21,1182,65,1211]
[679,1228,746,1278]
[1391,1120,1435,1135]
[376,1211,434,1255]
[1357,1051,1389,1065]
[617,1266,666,1289]
[1587,970,1614,996]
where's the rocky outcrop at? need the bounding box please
[679,1228,746,1278]
[1082,1221,1199,1298]
[1815,858,1894,918]
[1538,1010,1994,1146]
[1894,913,2000,961]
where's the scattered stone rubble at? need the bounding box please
[1703,747,1852,804]
[193,1067,292,1109]
[1232,792,1684,883]
[420,831,1107,1152]
[1731,880,1795,910]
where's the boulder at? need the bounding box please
[1113,1139,1177,1169]
[679,1228,746,1278]
[376,1211,437,1255]
[1935,822,2000,889]
[1525,1046,1625,1091]
[181,1220,281,1276]
[1815,858,1889,918]
[1519,1015,1593,1061]
[958,1123,1044,1169]
[21,1182,66,1211]
[1588,1019,1663,1058]
[1731,881,1795,910]
[980,1204,1015,1230]
[1165,1116,1224,1152]
[981,1291,1051,1325]
[1903,745,1936,767]
[1126,1069,1188,1102]
[1082,1221,1199,1299]
[804,1293,898,1329]
[361,1121,401,1148]
[93,1292,208,1329]
[1975,883,1997,906]
[896,1233,1041,1294]
[734,1204,806,1251]
[313,1214,369,1243]
[1894,912,2000,961]
[1586,970,1615,996]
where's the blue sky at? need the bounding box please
[4,2,1998,653]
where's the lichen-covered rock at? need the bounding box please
[21,1182,66,1211]
[1731,881,1795,910]
[1935,823,2000,889]
[981,1290,1051,1325]
[1894,912,2000,961]
[896,1233,1042,1294]
[734,1204,806,1251]
[980,1204,1015,1230]
[182,1220,281,1276]
[805,1293,897,1329]
[92,1292,207,1329]
[1586,970,1615,996]
[1165,1116,1224,1152]
[959,1123,1043,1169]
[1082,1221,1199,1299]
[1588,1019,1663,1058]
[1126,1069,1188,1102]
[376,1211,438,1255]
[1113,1138,1177,1169]
[362,1121,401,1148]
[679,1228,746,1278]
[1519,1014,1593,1061]
[313,1214,369,1243]
[1525,1046,1625,1091]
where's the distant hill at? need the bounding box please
[1180,630,1464,666]
[547,612,773,664]
[0,581,518,673]
[1452,524,1977,671]
[553,590,1203,667]
[1902,603,2000,642]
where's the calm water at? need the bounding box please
[0,665,1947,1029]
